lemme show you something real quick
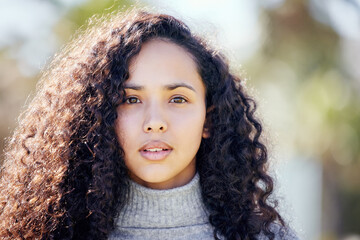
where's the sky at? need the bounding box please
[1,0,359,77]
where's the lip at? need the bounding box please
[139,140,173,161]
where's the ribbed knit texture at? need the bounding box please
[109,173,215,240]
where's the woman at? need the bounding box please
[0,9,298,240]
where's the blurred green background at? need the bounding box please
[1,0,359,239]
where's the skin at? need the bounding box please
[115,39,209,190]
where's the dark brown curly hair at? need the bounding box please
[0,9,285,240]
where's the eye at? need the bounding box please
[170,96,187,104]
[125,97,140,104]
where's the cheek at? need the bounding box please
[171,108,206,141]
[114,113,139,151]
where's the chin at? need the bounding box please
[142,173,173,183]
[132,170,172,183]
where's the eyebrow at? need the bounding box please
[124,83,197,93]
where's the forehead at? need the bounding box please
[127,39,203,88]
[129,38,198,70]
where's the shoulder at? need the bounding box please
[256,223,300,240]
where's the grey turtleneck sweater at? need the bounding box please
[108,173,299,240]
[109,173,214,239]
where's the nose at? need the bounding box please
[143,103,168,133]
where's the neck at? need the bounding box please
[115,173,209,228]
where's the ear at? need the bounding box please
[202,105,214,139]
[202,127,210,139]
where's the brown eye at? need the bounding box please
[170,96,187,103]
[126,97,140,104]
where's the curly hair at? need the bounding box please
[0,9,284,239]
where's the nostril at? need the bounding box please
[144,125,165,132]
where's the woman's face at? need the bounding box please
[115,39,208,189]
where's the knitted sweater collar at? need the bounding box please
[115,173,210,228]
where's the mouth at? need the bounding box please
[140,148,172,161]
[142,148,170,152]
[139,141,173,161]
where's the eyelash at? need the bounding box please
[125,96,188,104]
[170,96,187,104]
[125,97,141,104]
